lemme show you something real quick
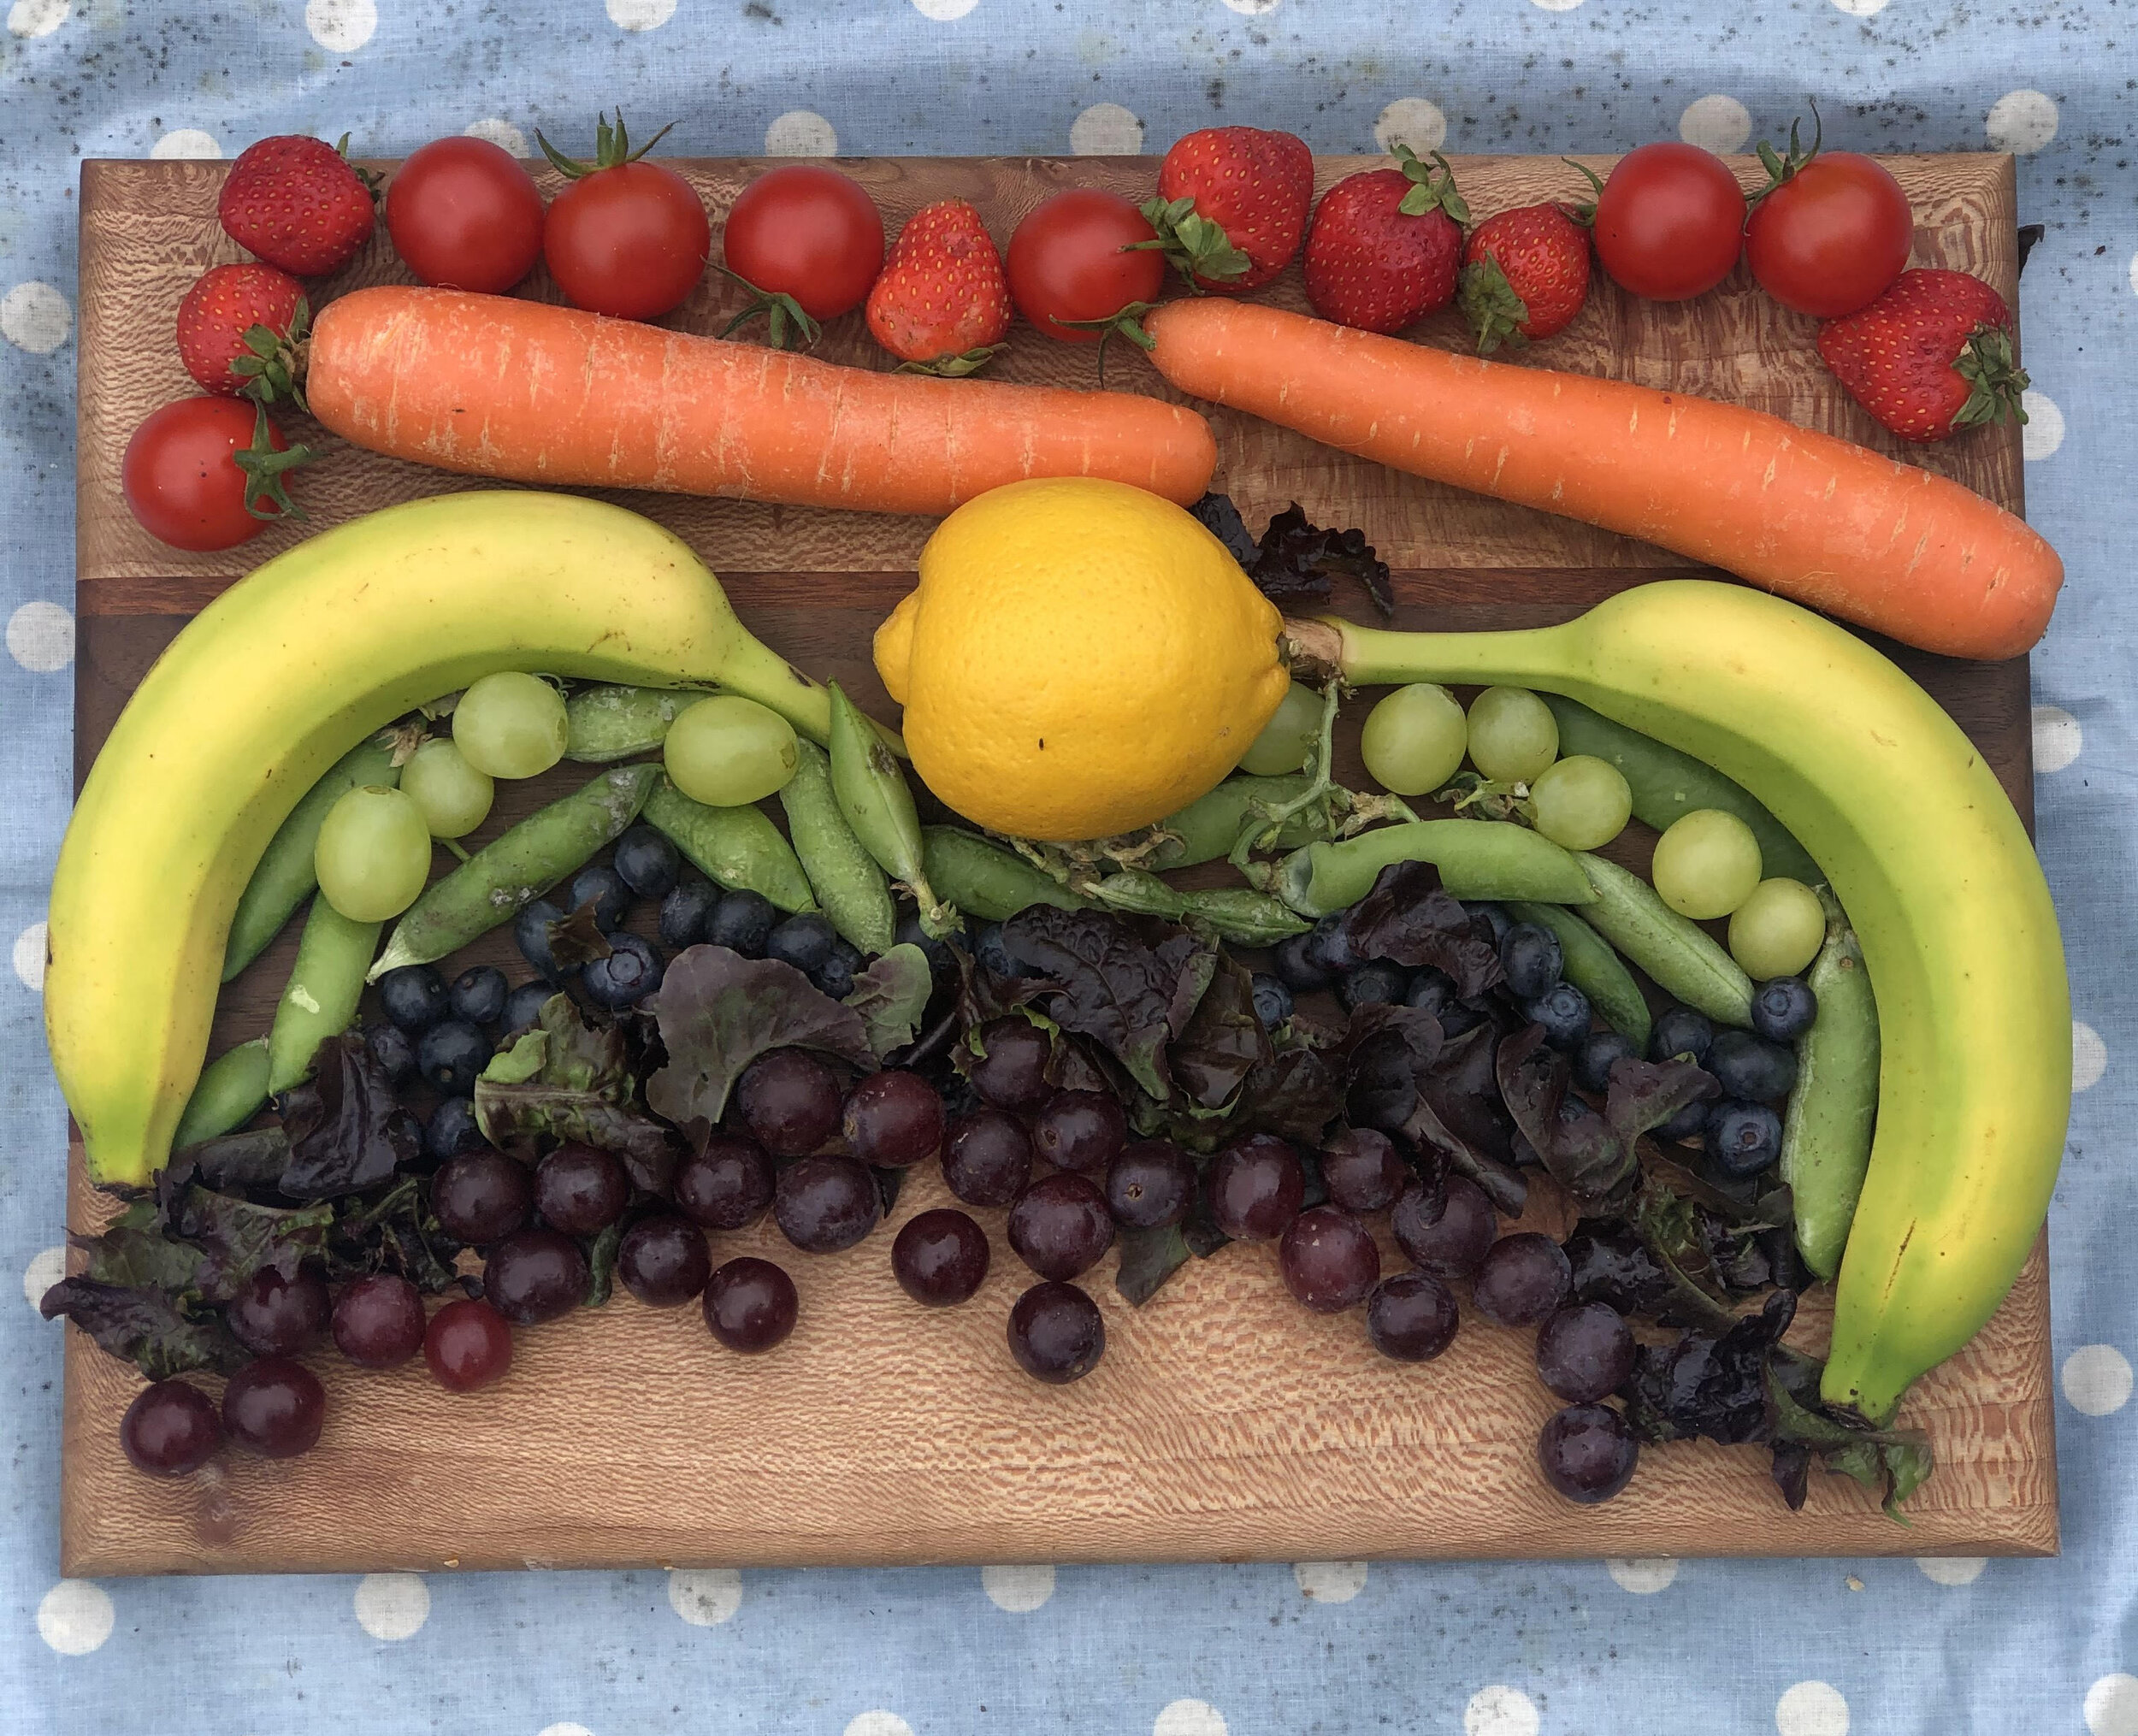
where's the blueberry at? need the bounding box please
[1500,923,1564,1000]
[417,1019,492,1096]
[1303,913,1361,978]
[1649,1005,1715,1066]
[423,1095,485,1163]
[709,890,779,959]
[514,899,574,983]
[1338,960,1408,1012]
[1525,982,1592,1049]
[448,965,509,1028]
[813,939,863,1000]
[379,965,449,1034]
[1707,1100,1783,1178]
[1573,1029,1637,1095]
[1466,902,1511,948]
[895,912,958,985]
[972,920,1019,980]
[569,863,630,931]
[765,911,836,976]
[583,933,664,1009]
[659,880,719,951]
[1706,1030,1798,1102]
[1271,931,1332,992]
[364,1022,416,1090]
[502,979,554,1033]
[1751,976,1819,1043]
[1655,1082,1719,1143]
[613,824,680,901]
[1404,968,1456,1018]
[1250,971,1293,1030]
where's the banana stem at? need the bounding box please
[1285,616,1574,691]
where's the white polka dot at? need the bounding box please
[1292,1561,1367,1603]
[1775,1682,1850,1736]
[2128,251,2138,298]
[2021,389,2064,461]
[765,110,837,156]
[1069,102,1144,156]
[36,1580,114,1655]
[843,1716,914,1736]
[1154,1703,1227,1736]
[2087,1674,2138,1736]
[537,1726,596,1736]
[2033,704,2082,772]
[150,128,221,160]
[981,1563,1056,1611]
[304,0,375,52]
[1987,89,2059,154]
[25,1244,65,1311]
[1,281,71,354]
[909,0,977,16]
[352,1572,429,1641]
[667,1567,741,1626]
[14,921,47,992]
[464,118,528,157]
[1528,0,1585,10]
[9,600,73,672]
[1465,1686,1541,1736]
[1218,0,1280,12]
[1914,1556,1987,1585]
[5,0,67,38]
[2074,1021,2107,1093]
[1606,1556,1679,1593]
[1680,95,1752,155]
[1373,97,1448,157]
[605,0,675,28]
[1829,0,1889,14]
[2063,1343,2133,1416]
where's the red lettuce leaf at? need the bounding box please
[1342,863,1503,997]
[278,1032,424,1200]
[1003,907,1178,1101]
[39,1278,245,1380]
[1170,954,1273,1110]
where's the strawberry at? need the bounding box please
[865,200,1013,375]
[175,263,308,400]
[1302,146,1469,334]
[218,134,378,277]
[1138,126,1314,293]
[1456,204,1592,354]
[1816,269,2029,443]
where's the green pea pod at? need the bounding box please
[268,897,383,1093]
[172,1036,269,1151]
[1573,853,1753,1027]
[921,828,1084,924]
[370,764,660,978]
[828,682,954,934]
[1781,898,1881,1281]
[1178,887,1312,946]
[1505,900,1651,1050]
[643,779,817,914]
[780,740,896,954]
[1138,774,1329,870]
[223,737,398,981]
[1278,819,1593,918]
[1539,694,1821,885]
[564,683,700,763]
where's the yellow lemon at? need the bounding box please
[875,478,1290,841]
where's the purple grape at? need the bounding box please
[483,1227,590,1325]
[430,1149,534,1244]
[1472,1231,1573,1328]
[221,1357,326,1458]
[772,1154,882,1254]
[534,1143,629,1237]
[942,1109,1033,1208]
[1279,1206,1381,1313]
[737,1048,844,1155]
[842,1070,945,1168]
[1007,1172,1113,1282]
[1391,1174,1496,1278]
[970,1017,1053,1112]
[1535,1302,1637,1404]
[1105,1140,1196,1231]
[617,1215,712,1307]
[892,1208,991,1307]
[1538,1402,1639,1503]
[1007,1281,1105,1385]
[1319,1128,1409,1213]
[674,1135,777,1231]
[1208,1133,1305,1241]
[227,1265,330,1358]
[1365,1272,1460,1361]
[703,1256,798,1353]
[121,1379,221,1477]
[1031,1089,1127,1174]
[332,1272,428,1367]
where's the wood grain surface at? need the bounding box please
[62,152,2055,1576]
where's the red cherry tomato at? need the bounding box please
[1590,142,1747,302]
[121,398,288,552]
[1745,151,1913,318]
[1006,189,1166,342]
[722,165,886,322]
[386,136,546,293]
[544,160,710,320]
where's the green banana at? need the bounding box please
[1314,579,2068,1423]
[49,491,855,1191]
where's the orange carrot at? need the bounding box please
[1145,299,2062,661]
[307,287,1217,515]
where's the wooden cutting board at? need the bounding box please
[61,151,2056,1576]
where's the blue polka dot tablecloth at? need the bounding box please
[3,3,2134,1733]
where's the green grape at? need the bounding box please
[1466,686,1558,784]
[313,786,433,922]
[399,738,495,840]
[1361,683,1467,796]
[664,694,800,806]
[1238,682,1322,776]
[452,672,568,779]
[1527,753,1633,850]
[1651,808,1763,921]
[1728,877,1826,979]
